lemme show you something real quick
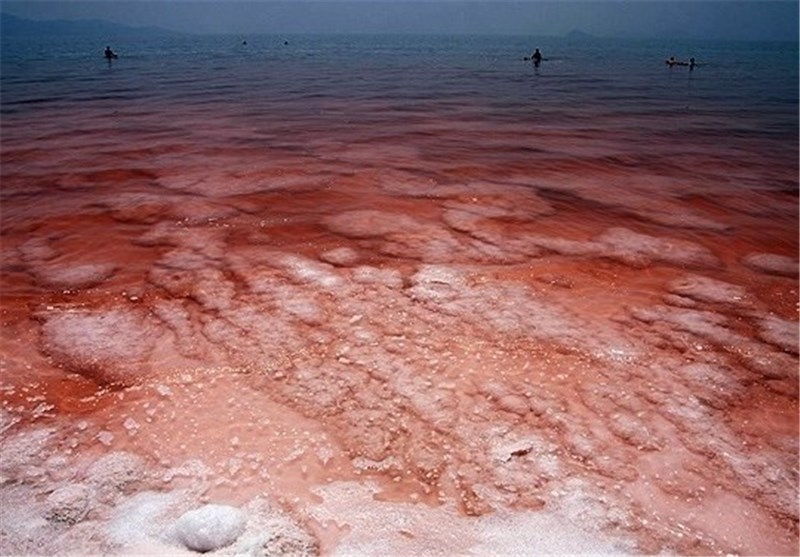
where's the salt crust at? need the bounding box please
[0,444,317,556]
[38,308,158,385]
[310,480,634,556]
[6,194,796,556]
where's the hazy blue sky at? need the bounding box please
[2,1,798,40]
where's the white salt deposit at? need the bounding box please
[109,490,183,546]
[596,227,720,268]
[667,274,751,307]
[320,246,360,266]
[39,308,158,384]
[351,265,404,288]
[18,237,57,262]
[173,504,247,552]
[757,314,800,354]
[324,209,423,238]
[271,253,344,290]
[43,483,91,524]
[86,451,145,494]
[310,481,632,556]
[742,252,799,277]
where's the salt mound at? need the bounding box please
[174,504,247,553]
[38,308,158,385]
[742,252,798,277]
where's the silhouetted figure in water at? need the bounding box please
[666,56,694,67]
[104,46,117,60]
[531,48,542,66]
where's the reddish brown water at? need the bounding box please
[1,34,798,556]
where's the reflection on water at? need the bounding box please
[1,34,798,556]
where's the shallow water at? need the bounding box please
[1,34,798,555]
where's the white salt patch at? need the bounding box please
[109,490,182,546]
[551,477,633,533]
[441,200,530,233]
[0,409,19,436]
[351,266,404,289]
[173,504,247,553]
[441,208,487,233]
[18,237,57,262]
[33,263,117,289]
[43,483,90,524]
[0,427,55,478]
[155,384,173,397]
[162,459,213,483]
[123,417,141,436]
[279,295,324,325]
[631,305,738,345]
[412,264,467,287]
[158,248,213,271]
[596,227,719,268]
[668,274,751,307]
[311,481,632,557]
[271,253,343,290]
[97,431,115,446]
[742,252,798,277]
[320,246,360,266]
[39,308,158,384]
[677,362,744,407]
[757,314,799,354]
[0,484,53,555]
[469,509,630,556]
[86,451,144,493]
[189,268,237,311]
[496,227,719,269]
[220,497,317,557]
[324,210,422,238]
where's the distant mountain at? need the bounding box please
[0,13,177,38]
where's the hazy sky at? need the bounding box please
[2,1,798,41]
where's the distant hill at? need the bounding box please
[0,12,177,38]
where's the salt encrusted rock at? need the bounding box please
[174,504,246,553]
[44,483,90,524]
